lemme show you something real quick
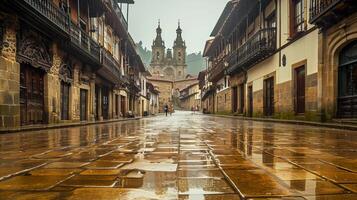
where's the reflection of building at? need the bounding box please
[149,22,187,80]
[0,0,146,129]
[202,0,357,121]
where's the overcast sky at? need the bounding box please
[128,0,228,53]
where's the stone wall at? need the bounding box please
[215,89,232,114]
[0,14,20,128]
[148,79,173,112]
[252,90,264,117]
[321,12,357,119]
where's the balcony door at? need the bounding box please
[338,41,357,118]
[264,77,274,116]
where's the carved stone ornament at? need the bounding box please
[17,29,52,71]
[59,63,73,84]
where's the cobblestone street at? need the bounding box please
[0,112,356,199]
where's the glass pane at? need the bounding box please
[340,41,357,66]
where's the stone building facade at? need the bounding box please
[179,82,200,111]
[148,76,198,112]
[0,0,146,129]
[203,0,357,121]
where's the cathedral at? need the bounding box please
[149,22,187,80]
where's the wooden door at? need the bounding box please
[61,82,70,120]
[264,77,274,116]
[232,87,238,113]
[115,95,119,117]
[239,84,245,114]
[248,86,253,117]
[95,85,100,120]
[295,67,305,114]
[102,87,109,120]
[20,64,44,125]
[121,95,126,117]
[80,89,88,121]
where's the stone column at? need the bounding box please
[0,15,20,128]
[46,42,61,124]
[89,73,96,121]
[72,64,80,122]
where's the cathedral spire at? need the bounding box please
[174,20,185,48]
[153,20,164,47]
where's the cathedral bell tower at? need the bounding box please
[151,21,165,65]
[173,21,187,79]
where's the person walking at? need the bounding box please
[164,104,169,116]
[169,104,173,116]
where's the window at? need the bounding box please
[266,12,276,28]
[105,28,113,52]
[290,0,305,36]
[97,19,103,44]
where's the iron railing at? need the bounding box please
[208,58,226,82]
[102,48,121,80]
[70,23,100,61]
[22,0,69,32]
[235,27,276,70]
[309,0,341,22]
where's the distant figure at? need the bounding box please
[169,104,174,116]
[191,106,195,114]
[164,104,169,116]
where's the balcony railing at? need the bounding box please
[309,0,357,27]
[101,49,121,80]
[21,0,69,33]
[70,23,100,62]
[201,85,215,101]
[208,58,226,82]
[227,28,276,74]
[310,0,341,22]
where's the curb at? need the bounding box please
[0,117,141,134]
[210,114,357,131]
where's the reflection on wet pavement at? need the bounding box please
[0,111,356,199]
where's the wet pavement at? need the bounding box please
[0,111,356,200]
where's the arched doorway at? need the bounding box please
[338,41,357,118]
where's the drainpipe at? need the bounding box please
[278,0,281,67]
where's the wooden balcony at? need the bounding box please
[7,0,69,37]
[227,28,276,75]
[208,58,226,82]
[201,85,216,101]
[309,0,357,27]
[97,48,122,84]
[69,23,101,64]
